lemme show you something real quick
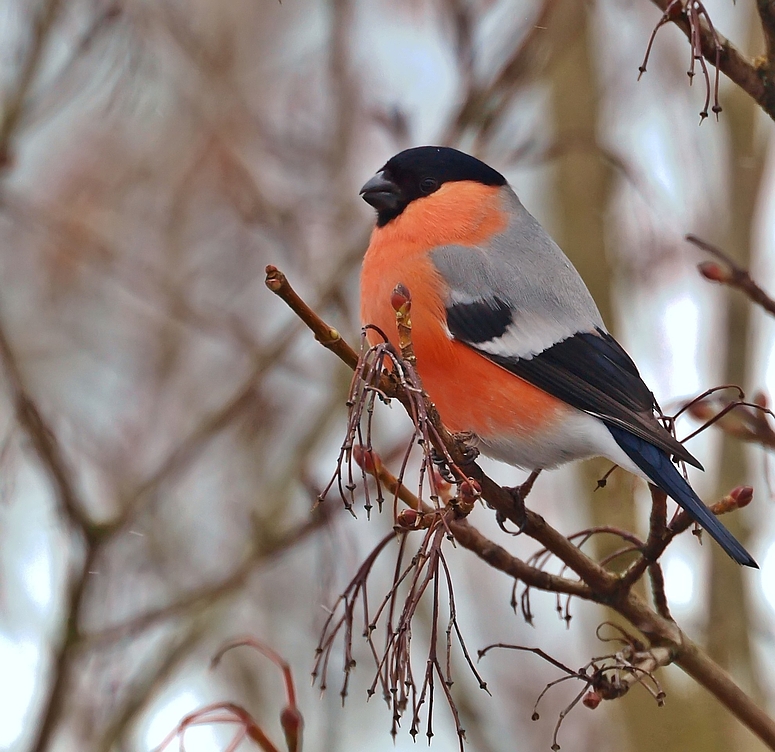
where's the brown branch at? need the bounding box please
[357,449,592,599]
[620,485,753,589]
[266,265,775,750]
[646,0,775,120]
[679,639,775,748]
[689,234,775,317]
[644,486,668,562]
[265,265,358,369]
[649,561,673,621]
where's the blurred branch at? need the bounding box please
[0,0,84,534]
[0,4,367,751]
[684,389,775,450]
[644,0,775,120]
[28,548,96,752]
[25,1,123,129]
[96,617,211,752]
[267,266,775,750]
[155,703,281,752]
[442,0,560,146]
[0,188,277,354]
[0,6,110,752]
[81,494,332,751]
[106,311,309,537]
[155,638,304,752]
[81,504,334,648]
[0,0,64,167]
[211,637,303,752]
[0,322,93,535]
[689,234,775,317]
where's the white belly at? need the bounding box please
[477,407,648,480]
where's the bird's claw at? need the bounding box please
[431,447,455,483]
[451,431,480,464]
[500,485,528,534]
[496,508,524,536]
[431,432,479,481]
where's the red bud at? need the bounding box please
[459,479,481,501]
[391,283,411,312]
[698,261,731,283]
[583,691,602,709]
[729,485,754,508]
[352,446,381,474]
[685,400,715,421]
[280,706,303,752]
[396,509,420,528]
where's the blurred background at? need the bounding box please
[0,0,774,750]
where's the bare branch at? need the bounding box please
[266,265,359,369]
[644,0,774,120]
[479,640,669,749]
[268,268,775,750]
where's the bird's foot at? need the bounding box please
[431,447,455,483]
[450,431,480,464]
[496,492,526,535]
[497,470,542,535]
[431,432,480,482]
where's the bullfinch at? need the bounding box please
[359,145,756,568]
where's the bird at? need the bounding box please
[358,145,757,568]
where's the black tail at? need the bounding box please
[607,425,757,568]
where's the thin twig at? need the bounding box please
[265,265,359,369]
[689,234,775,317]
[645,0,774,120]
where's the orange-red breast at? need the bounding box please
[359,145,756,567]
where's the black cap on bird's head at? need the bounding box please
[360,146,507,226]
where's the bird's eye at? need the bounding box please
[419,177,439,194]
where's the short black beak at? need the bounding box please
[360,171,401,212]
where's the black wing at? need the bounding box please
[446,300,702,470]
